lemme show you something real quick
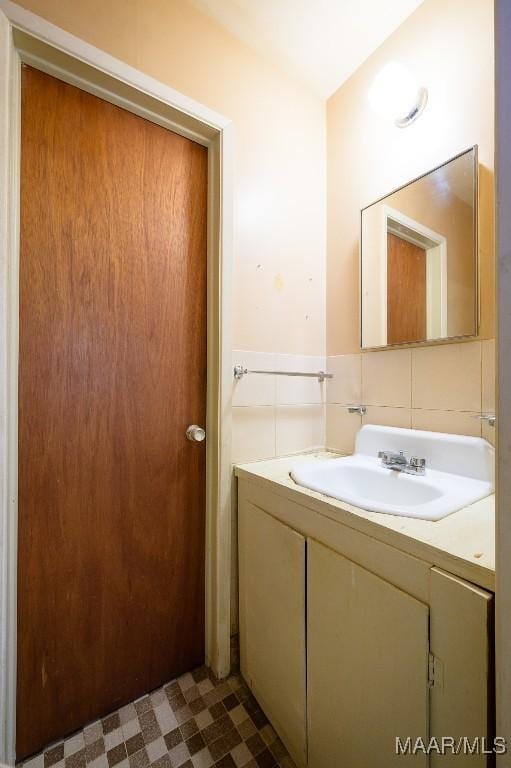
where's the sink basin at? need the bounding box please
[290,425,494,521]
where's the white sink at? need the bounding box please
[290,425,494,521]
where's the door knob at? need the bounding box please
[186,424,206,442]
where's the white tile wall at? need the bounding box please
[231,405,275,463]
[232,340,496,462]
[232,351,276,407]
[410,408,481,437]
[325,340,495,453]
[326,354,361,405]
[482,339,495,413]
[276,404,325,456]
[361,349,412,408]
[481,340,496,445]
[362,406,412,429]
[325,404,360,454]
[411,342,482,412]
[275,354,326,405]
[231,350,326,463]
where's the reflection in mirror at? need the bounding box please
[361,147,478,349]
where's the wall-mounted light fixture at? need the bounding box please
[368,61,428,128]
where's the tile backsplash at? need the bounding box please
[231,340,496,464]
[326,339,496,454]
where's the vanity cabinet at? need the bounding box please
[238,500,307,767]
[307,539,429,767]
[428,568,493,768]
[237,478,494,768]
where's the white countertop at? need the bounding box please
[235,451,495,591]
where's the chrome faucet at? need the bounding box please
[378,450,426,476]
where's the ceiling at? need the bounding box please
[189,0,425,98]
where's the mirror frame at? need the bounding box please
[359,145,479,350]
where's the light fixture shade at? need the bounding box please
[368,61,427,128]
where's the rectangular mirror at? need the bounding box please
[361,147,478,349]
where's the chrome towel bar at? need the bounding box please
[233,364,332,384]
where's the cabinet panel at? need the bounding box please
[238,478,431,603]
[429,567,494,767]
[307,539,429,767]
[238,500,307,767]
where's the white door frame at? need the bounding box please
[0,2,234,764]
[495,0,511,762]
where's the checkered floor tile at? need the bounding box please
[18,666,295,768]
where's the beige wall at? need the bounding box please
[16,0,326,357]
[15,0,494,460]
[327,0,494,355]
[326,0,494,447]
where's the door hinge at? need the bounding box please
[428,652,444,689]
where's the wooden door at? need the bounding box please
[238,499,307,767]
[17,66,208,758]
[307,540,429,767]
[387,232,427,344]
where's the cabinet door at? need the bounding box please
[307,539,429,767]
[429,567,494,767]
[238,500,307,767]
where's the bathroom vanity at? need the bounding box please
[235,447,494,767]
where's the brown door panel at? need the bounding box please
[17,66,208,757]
[387,232,427,345]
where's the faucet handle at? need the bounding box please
[410,456,426,469]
